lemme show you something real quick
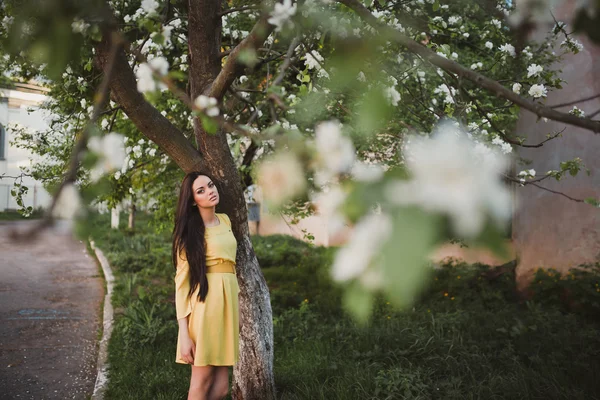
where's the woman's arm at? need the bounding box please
[174,249,192,321]
[175,249,196,363]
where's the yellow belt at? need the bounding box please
[206,259,236,274]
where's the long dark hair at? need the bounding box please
[172,171,221,303]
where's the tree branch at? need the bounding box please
[338,0,600,133]
[548,93,600,109]
[95,31,203,173]
[207,14,275,100]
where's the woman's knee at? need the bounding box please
[190,365,214,392]
[211,367,230,399]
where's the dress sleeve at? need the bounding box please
[174,248,192,320]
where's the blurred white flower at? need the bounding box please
[194,95,220,117]
[310,185,348,237]
[257,151,306,206]
[268,0,297,32]
[141,0,159,15]
[512,83,522,94]
[314,120,356,182]
[88,132,127,182]
[485,41,493,49]
[135,57,169,93]
[384,121,511,238]
[52,184,83,220]
[330,212,393,289]
[71,18,90,34]
[351,161,385,182]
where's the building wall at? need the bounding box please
[512,3,600,284]
[0,85,53,212]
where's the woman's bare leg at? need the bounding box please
[189,365,215,400]
[207,366,229,400]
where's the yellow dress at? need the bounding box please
[174,213,240,366]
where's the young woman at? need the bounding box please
[172,171,240,400]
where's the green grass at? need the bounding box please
[89,212,600,400]
[0,208,44,220]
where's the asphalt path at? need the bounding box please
[0,220,104,399]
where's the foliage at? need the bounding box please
[90,215,600,399]
[2,0,598,323]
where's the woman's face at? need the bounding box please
[191,175,219,209]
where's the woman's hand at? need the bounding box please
[179,330,195,364]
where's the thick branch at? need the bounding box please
[339,0,600,133]
[95,32,203,173]
[207,14,275,100]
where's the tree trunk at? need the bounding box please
[128,201,136,230]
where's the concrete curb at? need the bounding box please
[89,240,115,400]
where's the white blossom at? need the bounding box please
[194,95,220,117]
[384,121,511,238]
[448,16,461,25]
[315,120,356,180]
[561,37,584,53]
[71,18,90,34]
[434,84,457,104]
[2,16,14,30]
[569,106,585,117]
[512,83,522,94]
[257,151,306,206]
[527,64,543,78]
[485,41,493,49]
[330,212,392,289]
[140,0,160,15]
[385,85,401,106]
[351,161,384,182]
[304,51,324,70]
[499,43,516,57]
[135,57,169,93]
[529,84,547,98]
[492,136,513,154]
[88,132,127,182]
[517,168,536,184]
[268,0,297,32]
[52,184,83,220]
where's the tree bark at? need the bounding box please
[128,200,136,230]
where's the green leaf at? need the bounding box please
[200,115,219,134]
[342,281,374,325]
[238,48,259,67]
[381,207,439,308]
[584,198,600,208]
[433,0,440,11]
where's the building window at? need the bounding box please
[0,124,5,160]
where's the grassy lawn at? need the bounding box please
[88,212,600,400]
[0,209,44,221]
